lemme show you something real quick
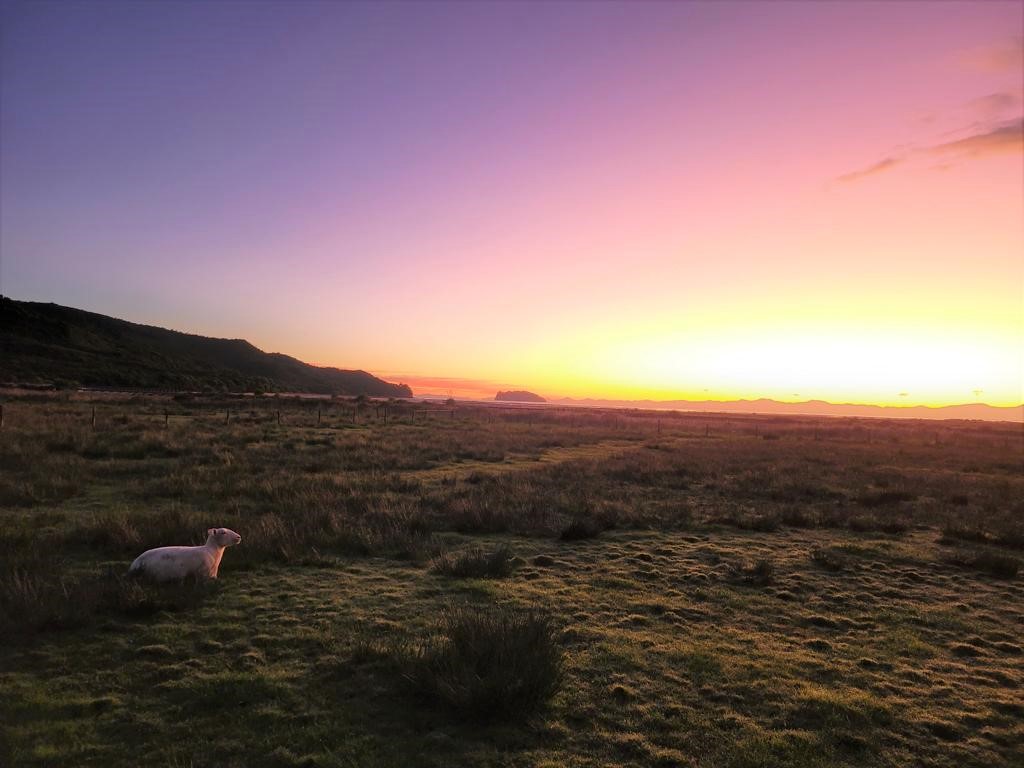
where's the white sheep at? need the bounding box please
[128,527,242,582]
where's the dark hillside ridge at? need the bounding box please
[0,297,412,397]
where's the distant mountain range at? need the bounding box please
[551,396,1023,423]
[0,297,412,397]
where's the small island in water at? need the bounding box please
[495,390,546,403]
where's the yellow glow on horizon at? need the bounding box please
[371,292,1023,407]
[559,331,1019,407]
[484,290,1024,407]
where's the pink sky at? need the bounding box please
[2,2,1021,406]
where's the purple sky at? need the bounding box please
[2,1,1021,405]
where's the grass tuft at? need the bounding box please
[430,545,516,578]
[730,558,775,586]
[1,564,219,636]
[943,548,1020,579]
[810,546,850,572]
[559,518,603,541]
[399,604,563,720]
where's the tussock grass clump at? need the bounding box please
[939,521,988,547]
[430,545,516,578]
[1,565,219,636]
[714,510,781,532]
[857,489,916,507]
[559,517,603,541]
[340,517,438,563]
[0,466,84,508]
[779,506,817,528]
[730,558,775,586]
[810,546,850,572]
[876,517,911,534]
[81,507,209,554]
[940,519,1024,551]
[848,514,909,534]
[969,551,1018,579]
[943,548,1020,580]
[347,627,398,665]
[788,683,893,735]
[399,604,563,720]
[741,513,781,532]
[993,526,1024,550]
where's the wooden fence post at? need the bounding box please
[91,406,96,430]
[277,410,281,425]
[317,408,321,426]
[226,408,230,424]
[164,409,169,428]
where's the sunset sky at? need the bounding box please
[2,1,1021,406]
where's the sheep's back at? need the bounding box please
[131,545,214,581]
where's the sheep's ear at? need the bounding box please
[207,528,215,536]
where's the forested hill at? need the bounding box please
[0,297,412,397]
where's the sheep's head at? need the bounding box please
[207,527,242,547]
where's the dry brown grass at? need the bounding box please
[0,394,1021,767]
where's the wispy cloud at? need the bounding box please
[836,157,903,183]
[967,91,1021,120]
[836,114,1022,183]
[927,118,1023,157]
[836,36,1024,184]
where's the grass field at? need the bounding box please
[1,394,1022,767]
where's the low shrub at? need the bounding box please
[399,604,563,720]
